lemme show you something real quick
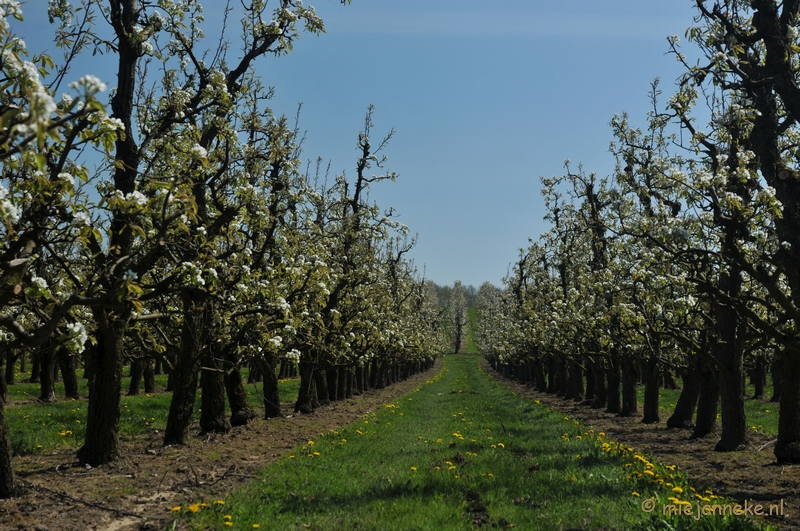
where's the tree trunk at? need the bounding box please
[771,356,782,403]
[4,351,16,386]
[260,356,283,418]
[606,354,621,414]
[29,349,40,383]
[127,359,143,396]
[224,351,255,427]
[591,358,606,409]
[58,348,80,400]
[619,357,638,417]
[0,396,15,498]
[775,348,800,463]
[751,357,767,400]
[78,309,125,466]
[38,343,56,403]
[714,269,748,452]
[294,358,315,414]
[0,353,6,403]
[326,367,338,402]
[667,358,700,429]
[163,294,208,446]
[314,366,330,406]
[693,356,719,439]
[199,342,230,434]
[337,366,347,400]
[642,354,661,424]
[345,367,353,398]
[143,359,156,394]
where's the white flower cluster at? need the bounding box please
[69,74,107,93]
[30,275,48,291]
[0,0,22,30]
[285,348,301,362]
[181,261,205,286]
[191,144,208,159]
[0,183,20,223]
[65,321,88,353]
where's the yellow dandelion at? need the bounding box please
[188,504,200,513]
[172,506,182,512]
[411,467,417,471]
[632,491,640,497]
[672,486,684,495]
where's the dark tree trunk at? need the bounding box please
[584,364,595,403]
[693,356,719,439]
[247,360,262,383]
[38,344,56,403]
[345,367,353,398]
[591,359,606,409]
[127,359,143,396]
[163,295,208,446]
[533,359,547,392]
[641,355,660,424]
[314,367,330,406]
[4,351,16,386]
[565,362,583,402]
[606,354,621,414]
[199,341,230,434]
[143,359,156,394]
[0,396,15,498]
[775,348,800,463]
[337,366,347,401]
[354,365,364,394]
[619,357,638,417]
[58,348,80,400]
[771,356,782,402]
[667,359,701,429]
[78,309,125,466]
[29,349,40,384]
[154,356,162,375]
[662,369,679,390]
[224,351,255,427]
[714,269,748,452]
[326,367,338,402]
[751,357,767,400]
[0,353,6,403]
[294,358,315,414]
[260,355,283,418]
[18,351,25,375]
[370,359,380,389]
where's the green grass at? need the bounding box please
[639,380,779,436]
[5,371,301,456]
[465,307,479,354]
[175,355,768,530]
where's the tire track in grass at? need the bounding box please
[175,355,767,530]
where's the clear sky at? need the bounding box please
[18,1,695,289]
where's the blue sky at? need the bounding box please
[19,1,695,288]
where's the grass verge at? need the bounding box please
[174,354,769,530]
[5,372,300,455]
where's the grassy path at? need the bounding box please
[176,355,766,530]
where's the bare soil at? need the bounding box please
[482,359,800,531]
[0,360,440,531]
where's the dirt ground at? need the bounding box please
[483,359,800,531]
[0,361,442,531]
